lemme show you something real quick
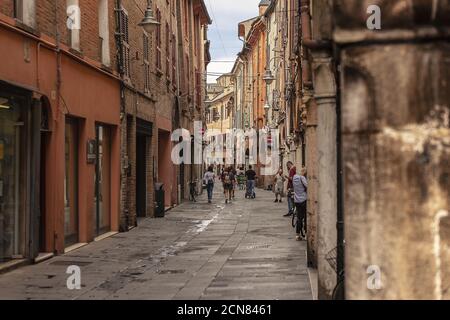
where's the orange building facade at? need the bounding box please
[238,11,267,186]
[0,1,120,264]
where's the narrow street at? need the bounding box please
[0,185,312,300]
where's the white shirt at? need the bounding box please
[292,174,307,203]
[204,171,215,183]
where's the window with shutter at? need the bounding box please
[195,68,201,107]
[166,23,170,80]
[185,54,190,96]
[143,33,150,92]
[156,8,162,72]
[118,7,130,78]
[172,34,176,89]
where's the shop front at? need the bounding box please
[0,82,41,263]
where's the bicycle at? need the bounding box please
[325,243,346,300]
[291,197,306,237]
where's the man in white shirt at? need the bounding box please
[292,168,308,241]
[203,165,215,204]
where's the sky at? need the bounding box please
[205,0,261,83]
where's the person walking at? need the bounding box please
[203,165,215,204]
[273,169,285,203]
[292,168,308,241]
[284,161,296,216]
[230,166,237,199]
[245,165,257,198]
[221,167,233,204]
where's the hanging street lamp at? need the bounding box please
[262,69,275,85]
[138,0,160,33]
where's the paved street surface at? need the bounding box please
[0,184,312,300]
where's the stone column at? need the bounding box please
[311,51,338,299]
[304,92,318,268]
[334,0,450,299]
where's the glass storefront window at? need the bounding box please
[0,94,26,262]
[94,124,111,236]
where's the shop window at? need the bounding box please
[0,93,27,261]
[94,124,111,237]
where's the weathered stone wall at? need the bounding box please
[341,42,450,300]
[335,0,450,300]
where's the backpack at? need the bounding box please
[206,173,214,185]
[223,173,231,185]
[300,176,307,192]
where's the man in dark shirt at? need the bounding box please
[245,166,257,181]
[245,165,257,198]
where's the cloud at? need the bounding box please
[207,59,236,83]
[206,0,261,83]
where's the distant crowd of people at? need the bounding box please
[202,164,257,204]
[203,161,307,241]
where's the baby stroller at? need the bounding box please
[237,174,246,190]
[245,180,256,199]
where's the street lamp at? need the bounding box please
[262,69,275,85]
[138,0,160,33]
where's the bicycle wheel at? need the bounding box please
[332,277,345,300]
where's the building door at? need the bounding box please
[39,132,47,252]
[94,124,111,237]
[136,134,146,217]
[0,91,27,262]
[64,119,79,247]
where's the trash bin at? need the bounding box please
[154,183,165,218]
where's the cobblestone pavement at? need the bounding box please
[0,184,312,300]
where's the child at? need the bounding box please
[273,169,285,203]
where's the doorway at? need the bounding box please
[64,118,79,247]
[39,132,48,252]
[135,118,152,218]
[136,134,146,217]
[94,124,111,237]
[158,129,172,207]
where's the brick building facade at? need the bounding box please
[0,0,210,269]
[117,0,211,231]
[0,0,121,264]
